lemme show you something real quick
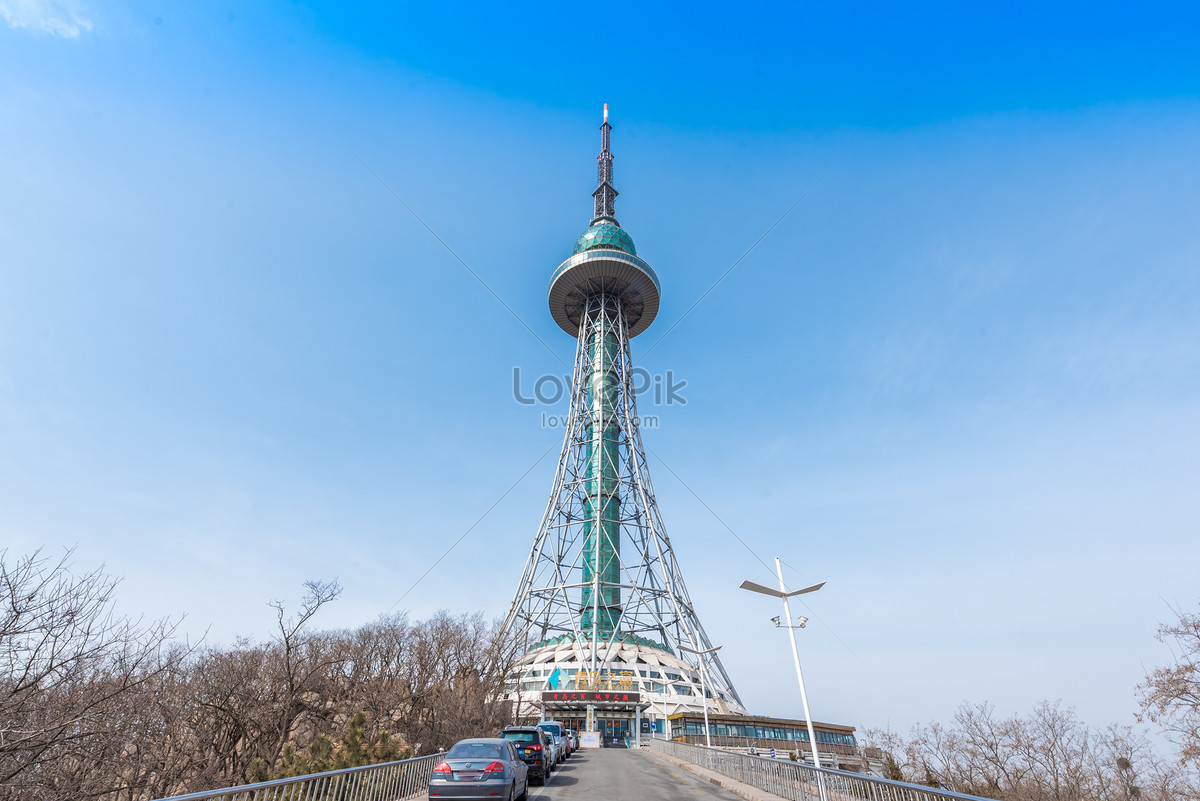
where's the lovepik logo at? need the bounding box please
[512,367,687,407]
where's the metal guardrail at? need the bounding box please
[644,738,993,801]
[153,753,440,801]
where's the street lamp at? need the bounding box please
[678,644,721,749]
[740,558,826,775]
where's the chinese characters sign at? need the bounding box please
[541,691,641,704]
[574,670,636,691]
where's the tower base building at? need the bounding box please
[506,636,747,743]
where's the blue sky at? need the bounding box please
[2,0,1198,741]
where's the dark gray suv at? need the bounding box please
[499,727,551,784]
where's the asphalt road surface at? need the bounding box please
[526,747,741,801]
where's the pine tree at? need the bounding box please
[265,712,408,781]
[881,752,904,782]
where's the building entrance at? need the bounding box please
[548,715,630,742]
[556,717,586,736]
[600,718,631,744]
[536,693,647,747]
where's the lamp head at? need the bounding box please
[771,616,781,627]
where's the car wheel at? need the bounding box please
[516,778,528,801]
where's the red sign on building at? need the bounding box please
[540,691,641,704]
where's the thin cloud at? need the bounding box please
[0,0,93,38]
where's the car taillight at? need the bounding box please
[483,761,505,774]
[530,743,542,751]
[433,762,451,774]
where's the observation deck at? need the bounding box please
[547,247,661,338]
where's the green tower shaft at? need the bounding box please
[580,295,622,635]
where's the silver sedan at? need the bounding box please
[428,739,529,801]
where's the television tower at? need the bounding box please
[501,106,746,722]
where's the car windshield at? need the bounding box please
[539,724,562,735]
[447,743,504,760]
[501,731,538,742]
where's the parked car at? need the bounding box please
[429,738,528,801]
[499,726,552,785]
[535,726,557,772]
[536,720,568,761]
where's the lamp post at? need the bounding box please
[740,558,826,783]
[678,644,721,749]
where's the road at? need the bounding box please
[527,747,742,801]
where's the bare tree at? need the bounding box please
[186,639,283,785]
[386,612,512,754]
[2,551,523,799]
[865,700,1194,801]
[0,549,184,801]
[1138,602,1200,771]
[267,580,343,766]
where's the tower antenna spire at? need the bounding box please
[593,104,618,225]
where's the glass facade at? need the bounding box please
[508,659,710,699]
[676,718,856,748]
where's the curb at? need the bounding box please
[638,747,790,801]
